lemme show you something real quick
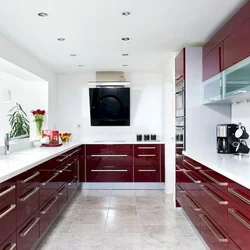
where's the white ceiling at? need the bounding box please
[0,0,247,73]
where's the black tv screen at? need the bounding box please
[89,87,130,126]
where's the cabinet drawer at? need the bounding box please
[0,196,16,246]
[86,144,133,155]
[17,183,39,227]
[0,180,16,205]
[134,167,159,182]
[176,184,186,209]
[0,231,16,250]
[86,167,133,182]
[17,211,39,250]
[67,176,77,199]
[134,144,160,154]
[134,154,159,168]
[183,157,204,171]
[40,194,58,235]
[58,184,68,211]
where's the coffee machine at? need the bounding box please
[217,124,238,154]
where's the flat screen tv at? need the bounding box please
[89,87,130,126]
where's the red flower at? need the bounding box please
[31,109,46,116]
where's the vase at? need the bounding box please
[35,120,43,136]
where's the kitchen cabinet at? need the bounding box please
[58,184,68,211]
[0,178,16,205]
[0,231,16,250]
[203,43,223,81]
[79,146,85,182]
[175,48,185,84]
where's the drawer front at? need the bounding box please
[176,184,186,209]
[86,144,133,155]
[0,180,16,205]
[17,183,39,227]
[58,184,68,212]
[67,176,77,199]
[40,194,58,235]
[17,211,39,250]
[0,196,16,246]
[134,167,159,182]
[0,231,16,250]
[227,200,250,249]
[134,144,160,154]
[228,181,250,212]
[86,167,133,182]
[16,166,40,191]
[39,172,58,208]
[183,158,204,171]
[134,154,159,168]
[200,184,228,228]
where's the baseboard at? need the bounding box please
[80,182,165,190]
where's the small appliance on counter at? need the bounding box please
[144,134,150,141]
[233,123,250,155]
[41,130,62,147]
[136,134,142,141]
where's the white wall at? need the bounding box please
[57,72,165,141]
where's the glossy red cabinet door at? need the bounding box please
[0,179,16,205]
[175,48,185,84]
[67,160,77,198]
[17,211,40,250]
[58,184,68,211]
[160,144,165,182]
[203,43,223,81]
[16,183,39,227]
[176,184,186,209]
[224,18,250,70]
[0,231,16,250]
[134,167,159,182]
[0,196,16,246]
[79,146,85,182]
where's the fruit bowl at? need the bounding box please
[60,133,71,142]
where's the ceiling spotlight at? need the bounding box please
[122,37,130,41]
[122,64,128,67]
[122,53,129,56]
[70,54,77,56]
[122,12,131,16]
[57,38,65,41]
[78,65,84,67]
[38,12,48,17]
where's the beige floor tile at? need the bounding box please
[111,190,135,197]
[69,223,105,235]
[88,190,112,197]
[108,207,137,218]
[179,234,207,250]
[110,197,136,206]
[103,235,142,249]
[75,210,108,224]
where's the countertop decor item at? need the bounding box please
[31,109,45,136]
[8,103,30,138]
[42,143,62,147]
[60,133,71,143]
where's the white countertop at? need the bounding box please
[183,151,250,189]
[0,140,164,183]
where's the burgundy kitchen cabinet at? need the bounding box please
[175,48,185,84]
[58,183,68,211]
[79,146,85,182]
[0,178,16,205]
[0,231,16,250]
[160,144,165,182]
[203,43,223,81]
[67,159,78,198]
[224,17,250,70]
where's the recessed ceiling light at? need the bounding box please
[79,65,84,67]
[122,64,128,67]
[38,12,48,17]
[122,54,129,56]
[122,12,131,16]
[57,38,65,41]
[122,37,130,41]
[70,54,77,56]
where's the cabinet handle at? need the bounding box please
[200,185,228,205]
[138,147,156,149]
[19,187,39,202]
[183,160,201,170]
[176,165,184,171]
[91,169,128,172]
[5,243,17,250]
[199,214,228,243]
[185,195,201,211]
[228,208,250,230]
[176,184,186,193]
[176,147,183,149]
[69,149,79,157]
[58,163,72,173]
[184,171,201,184]
[40,196,58,214]
[91,154,128,157]
[58,186,67,196]
[20,217,40,237]
[68,176,77,186]
[57,155,69,162]
[138,154,156,157]
[21,172,40,184]
[199,170,228,186]
[228,188,250,205]
[138,169,156,172]
[41,173,59,186]
[0,185,16,197]
[0,204,16,219]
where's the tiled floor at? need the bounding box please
[37,190,207,250]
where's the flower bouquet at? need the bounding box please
[31,109,45,136]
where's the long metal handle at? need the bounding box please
[58,186,67,196]
[91,169,128,172]
[199,170,228,186]
[40,196,58,214]
[200,185,228,205]
[138,147,156,149]
[41,173,59,186]
[185,195,201,211]
[91,154,128,157]
[0,185,16,197]
[69,149,79,157]
[0,204,16,219]
[20,217,40,237]
[228,208,250,229]
[58,162,73,173]
[5,243,17,250]
[199,214,228,243]
[68,176,77,186]
[57,155,69,162]
[183,159,201,170]
[228,188,250,205]
[176,184,186,193]
[176,147,183,149]
[21,172,40,184]
[19,187,39,202]
[176,165,184,171]
[184,171,201,184]
[138,169,156,172]
[138,154,156,157]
